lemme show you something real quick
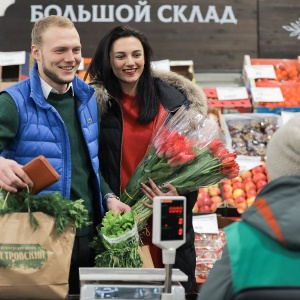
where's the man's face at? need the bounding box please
[32,26,82,93]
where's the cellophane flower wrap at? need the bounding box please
[121,106,240,231]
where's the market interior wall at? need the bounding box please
[0,0,299,73]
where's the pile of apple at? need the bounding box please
[222,163,269,213]
[192,163,269,215]
[193,184,223,213]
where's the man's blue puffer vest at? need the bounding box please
[0,63,103,216]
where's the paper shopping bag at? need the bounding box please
[138,245,154,268]
[0,212,75,299]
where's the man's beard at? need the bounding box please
[42,63,74,85]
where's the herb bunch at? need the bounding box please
[0,189,91,235]
[91,210,142,268]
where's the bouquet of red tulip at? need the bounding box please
[120,106,240,231]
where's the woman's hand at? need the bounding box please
[106,196,131,215]
[141,178,179,208]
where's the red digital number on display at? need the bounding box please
[168,206,183,214]
[178,228,183,236]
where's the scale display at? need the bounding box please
[161,200,184,241]
[152,196,186,250]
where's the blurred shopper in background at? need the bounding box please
[84,25,208,293]
[0,15,130,294]
[197,115,300,300]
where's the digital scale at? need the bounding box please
[79,196,187,300]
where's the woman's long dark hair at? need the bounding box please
[85,25,159,124]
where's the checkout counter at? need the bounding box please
[76,196,198,300]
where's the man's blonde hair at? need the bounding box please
[31,15,75,46]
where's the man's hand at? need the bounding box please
[141,178,179,208]
[106,196,131,215]
[0,157,33,192]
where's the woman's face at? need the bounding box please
[110,36,145,95]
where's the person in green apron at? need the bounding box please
[198,115,300,300]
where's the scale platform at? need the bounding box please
[79,267,187,300]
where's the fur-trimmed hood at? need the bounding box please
[92,70,208,117]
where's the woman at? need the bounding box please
[84,25,207,293]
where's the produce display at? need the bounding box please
[195,230,226,281]
[194,56,297,286]
[251,59,300,83]
[273,62,300,82]
[193,184,223,214]
[222,113,280,157]
[255,81,300,108]
[222,163,269,214]
[193,163,269,215]
[248,58,300,108]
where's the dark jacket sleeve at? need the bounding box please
[197,245,233,300]
[99,171,114,211]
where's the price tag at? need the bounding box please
[0,51,26,66]
[236,155,262,172]
[251,87,284,102]
[192,213,218,234]
[244,65,276,79]
[216,87,249,100]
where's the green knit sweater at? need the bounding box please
[0,90,95,236]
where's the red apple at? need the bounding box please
[256,180,268,190]
[192,203,199,213]
[198,197,213,207]
[242,177,253,184]
[222,179,232,186]
[252,165,264,174]
[211,195,222,203]
[236,202,248,214]
[241,170,252,179]
[244,181,257,192]
[246,189,257,198]
[197,190,210,201]
[199,187,209,193]
[232,188,246,199]
[208,187,221,197]
[234,195,246,205]
[231,176,242,184]
[232,182,245,190]
[210,202,220,212]
[222,184,233,194]
[199,205,211,213]
[223,190,233,200]
[253,173,267,183]
[247,196,255,207]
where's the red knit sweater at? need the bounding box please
[120,93,166,268]
[120,93,155,192]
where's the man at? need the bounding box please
[0,15,130,294]
[197,116,300,300]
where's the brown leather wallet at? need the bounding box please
[22,155,60,194]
